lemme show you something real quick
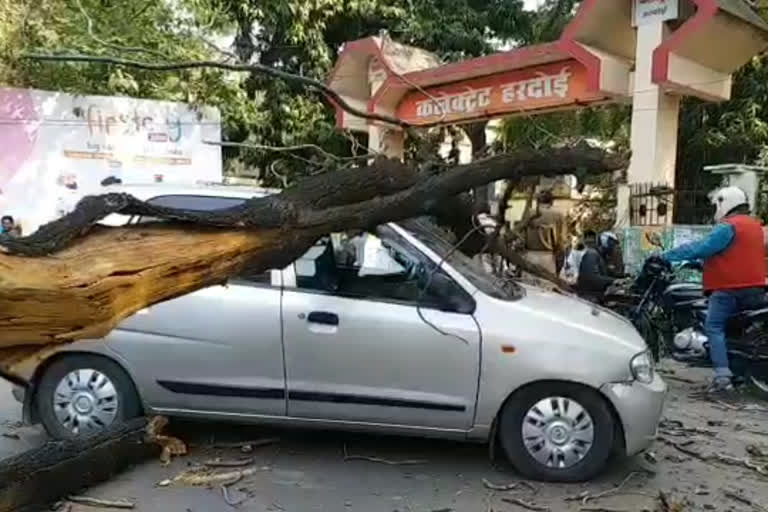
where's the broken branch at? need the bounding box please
[501,497,549,511]
[67,496,135,509]
[343,444,427,465]
[22,53,409,128]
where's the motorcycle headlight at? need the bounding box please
[630,351,654,384]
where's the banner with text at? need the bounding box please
[0,88,222,234]
[396,60,593,126]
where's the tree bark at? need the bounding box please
[0,417,158,512]
[0,146,626,380]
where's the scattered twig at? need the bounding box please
[481,478,537,493]
[22,53,410,128]
[205,140,374,163]
[342,443,427,465]
[658,436,768,478]
[211,438,279,450]
[709,399,768,413]
[723,489,768,512]
[565,472,644,505]
[67,496,135,509]
[713,399,742,410]
[659,419,717,438]
[500,497,549,511]
[1,432,20,440]
[204,457,255,468]
[220,474,247,507]
[663,375,698,385]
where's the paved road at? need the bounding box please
[0,380,45,460]
[4,366,768,512]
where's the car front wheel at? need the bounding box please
[498,382,615,482]
[35,355,141,439]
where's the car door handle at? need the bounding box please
[307,311,339,326]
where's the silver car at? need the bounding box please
[12,183,665,482]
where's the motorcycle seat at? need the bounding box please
[727,306,768,331]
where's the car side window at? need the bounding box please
[289,226,475,314]
[138,194,275,287]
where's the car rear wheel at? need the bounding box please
[36,355,141,439]
[498,382,615,482]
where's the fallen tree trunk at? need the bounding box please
[0,146,627,380]
[0,417,158,512]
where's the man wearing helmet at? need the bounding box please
[661,186,767,392]
[576,230,624,302]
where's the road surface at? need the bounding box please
[2,364,768,511]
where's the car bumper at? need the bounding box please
[601,373,667,456]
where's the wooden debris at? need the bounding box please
[657,490,686,512]
[145,416,187,464]
[500,497,549,511]
[342,444,427,465]
[172,465,269,487]
[67,496,135,509]
[204,457,255,468]
[0,433,19,440]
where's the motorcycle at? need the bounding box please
[608,238,768,392]
[604,257,705,360]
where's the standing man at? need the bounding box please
[523,189,569,275]
[661,186,767,393]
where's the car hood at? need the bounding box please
[508,284,647,353]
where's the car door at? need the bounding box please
[105,194,286,417]
[281,225,480,430]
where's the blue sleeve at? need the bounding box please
[662,224,734,262]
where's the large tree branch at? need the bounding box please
[0,146,625,257]
[0,146,625,380]
[22,53,410,128]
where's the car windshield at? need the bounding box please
[398,217,522,300]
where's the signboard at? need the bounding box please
[0,88,222,234]
[632,0,679,26]
[396,60,592,126]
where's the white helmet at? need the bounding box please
[711,186,749,222]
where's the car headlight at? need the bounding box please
[630,351,654,384]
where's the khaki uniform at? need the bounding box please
[522,207,569,275]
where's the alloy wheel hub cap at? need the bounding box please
[53,369,119,435]
[522,396,595,469]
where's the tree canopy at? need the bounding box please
[3,0,768,214]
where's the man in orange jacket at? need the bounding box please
[662,186,766,392]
